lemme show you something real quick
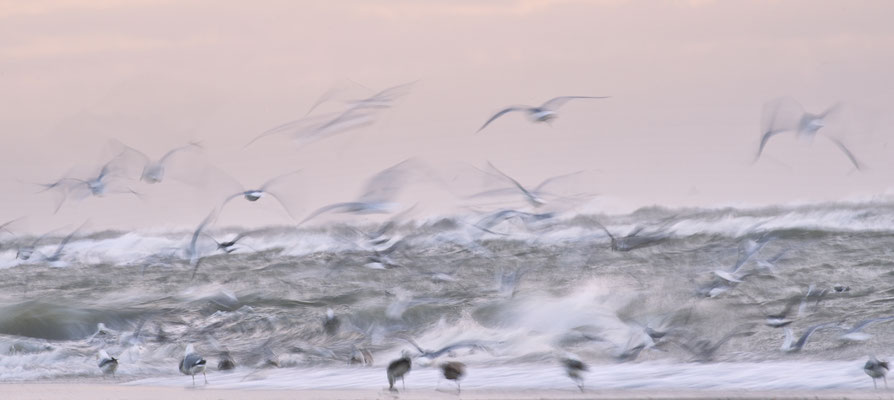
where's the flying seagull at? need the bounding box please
[755,97,862,170]
[478,95,609,132]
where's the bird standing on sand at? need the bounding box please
[97,350,118,377]
[440,361,466,393]
[179,344,208,386]
[864,357,889,389]
[560,355,589,392]
[323,308,340,336]
[217,351,236,370]
[386,350,412,392]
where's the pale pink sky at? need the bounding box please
[2,0,893,232]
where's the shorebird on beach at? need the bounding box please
[864,356,889,389]
[179,344,208,386]
[386,350,412,392]
[439,361,466,393]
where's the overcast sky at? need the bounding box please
[2,0,894,232]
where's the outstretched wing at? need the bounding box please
[484,161,534,199]
[477,107,525,133]
[824,136,863,170]
[158,142,202,165]
[357,159,421,204]
[754,129,790,163]
[540,96,610,110]
[298,202,363,226]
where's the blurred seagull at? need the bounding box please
[471,161,585,208]
[559,354,589,392]
[478,95,609,132]
[386,350,412,392]
[40,153,140,213]
[780,323,835,353]
[248,81,415,148]
[837,316,894,342]
[97,350,118,377]
[299,159,425,225]
[864,357,889,389]
[755,97,862,170]
[439,361,466,393]
[179,344,208,386]
[219,170,304,219]
[400,337,493,360]
[187,210,216,279]
[122,141,202,184]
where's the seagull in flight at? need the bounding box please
[755,97,862,170]
[477,95,609,132]
[470,162,585,208]
[219,170,304,219]
[298,159,427,225]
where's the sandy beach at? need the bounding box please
[1,385,893,400]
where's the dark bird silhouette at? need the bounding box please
[560,355,589,392]
[217,351,236,370]
[864,357,889,389]
[386,350,412,392]
[440,361,466,393]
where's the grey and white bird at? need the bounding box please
[439,361,466,393]
[299,159,427,225]
[755,97,862,170]
[248,81,414,148]
[187,210,217,279]
[837,316,894,342]
[124,142,203,184]
[780,323,835,353]
[220,170,304,219]
[471,162,586,208]
[179,344,208,386]
[478,96,610,132]
[864,357,889,389]
[386,350,412,392]
[40,153,141,213]
[97,350,119,377]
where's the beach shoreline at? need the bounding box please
[1,384,893,400]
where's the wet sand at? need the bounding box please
[1,384,893,400]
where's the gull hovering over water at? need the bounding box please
[39,153,141,213]
[470,162,586,208]
[298,159,428,225]
[219,170,304,219]
[248,81,415,148]
[755,97,863,170]
[477,95,609,132]
[118,141,203,184]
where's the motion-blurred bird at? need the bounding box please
[755,97,862,170]
[478,96,610,132]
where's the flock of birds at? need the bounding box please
[5,80,885,392]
